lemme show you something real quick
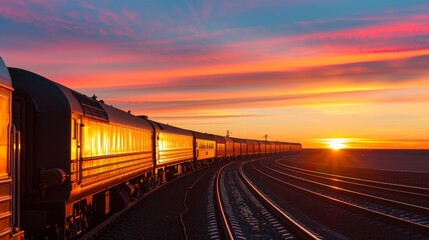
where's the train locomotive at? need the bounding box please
[0,58,302,239]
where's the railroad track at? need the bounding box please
[250,159,429,238]
[274,158,429,200]
[262,160,429,228]
[271,159,429,208]
[277,157,429,188]
[214,160,321,239]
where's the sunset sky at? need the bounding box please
[1,1,429,149]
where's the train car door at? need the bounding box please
[70,114,82,185]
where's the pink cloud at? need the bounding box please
[0,1,78,32]
[101,87,429,117]
[0,1,142,38]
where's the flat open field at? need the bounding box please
[298,149,429,173]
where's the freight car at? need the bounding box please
[0,59,301,239]
[0,58,24,239]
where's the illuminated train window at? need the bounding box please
[71,118,76,139]
[72,91,108,121]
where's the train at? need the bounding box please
[0,57,301,239]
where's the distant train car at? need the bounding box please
[245,140,259,156]
[258,140,266,155]
[274,142,281,153]
[10,68,155,238]
[278,142,284,153]
[225,137,234,158]
[193,132,216,163]
[240,139,248,156]
[0,58,24,239]
[291,143,302,152]
[265,141,272,154]
[147,120,194,182]
[231,138,246,157]
[212,135,227,158]
[284,143,291,153]
[254,140,261,155]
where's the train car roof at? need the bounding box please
[147,120,194,136]
[193,131,216,141]
[245,139,259,144]
[0,57,12,89]
[231,137,247,143]
[9,68,152,130]
[212,135,227,143]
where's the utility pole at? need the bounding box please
[263,134,269,141]
[227,130,232,137]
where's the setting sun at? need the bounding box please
[328,139,346,150]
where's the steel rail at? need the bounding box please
[275,159,429,192]
[261,161,429,214]
[253,160,429,236]
[238,162,321,240]
[270,160,429,200]
[214,162,235,240]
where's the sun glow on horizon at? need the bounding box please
[328,138,346,150]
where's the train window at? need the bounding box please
[0,88,10,176]
[72,91,108,121]
[71,119,76,139]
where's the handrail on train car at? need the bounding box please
[11,124,23,234]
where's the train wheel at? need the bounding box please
[110,187,130,212]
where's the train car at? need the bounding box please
[291,143,302,152]
[193,132,216,164]
[0,58,24,239]
[147,120,194,182]
[278,142,283,153]
[240,139,248,156]
[10,68,154,238]
[265,141,272,154]
[212,135,226,158]
[245,140,254,156]
[257,140,266,155]
[224,137,234,158]
[245,140,259,156]
[274,142,279,153]
[284,142,291,153]
[231,138,246,157]
[254,140,260,155]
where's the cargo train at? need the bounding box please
[0,57,301,239]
